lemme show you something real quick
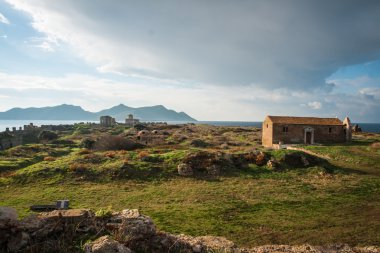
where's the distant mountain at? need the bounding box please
[0,104,197,122]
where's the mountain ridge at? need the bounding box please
[0,104,197,122]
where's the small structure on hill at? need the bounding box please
[125,114,140,127]
[262,115,352,148]
[100,116,116,127]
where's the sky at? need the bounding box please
[0,0,380,122]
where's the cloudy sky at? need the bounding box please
[0,0,380,121]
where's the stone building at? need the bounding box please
[0,132,22,150]
[262,115,352,148]
[100,116,116,127]
[125,114,140,127]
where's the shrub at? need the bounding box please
[78,148,91,155]
[80,138,96,149]
[190,139,210,148]
[69,162,90,173]
[95,206,113,218]
[105,151,116,159]
[137,151,150,160]
[38,130,58,142]
[94,135,143,151]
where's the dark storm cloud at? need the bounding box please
[7,0,380,90]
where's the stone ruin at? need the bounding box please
[1,207,378,253]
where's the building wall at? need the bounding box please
[100,116,115,127]
[0,136,22,150]
[261,120,273,147]
[271,124,346,145]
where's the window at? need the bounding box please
[328,127,332,133]
[266,124,268,128]
[282,126,288,132]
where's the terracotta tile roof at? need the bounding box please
[266,116,343,126]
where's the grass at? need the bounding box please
[0,127,379,247]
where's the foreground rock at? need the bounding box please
[84,236,131,253]
[0,208,378,253]
[243,244,380,253]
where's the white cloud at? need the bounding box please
[5,0,380,90]
[0,12,10,24]
[307,101,322,110]
[0,71,379,122]
[360,87,380,100]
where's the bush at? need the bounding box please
[69,162,90,173]
[78,148,91,155]
[38,130,58,142]
[137,151,150,160]
[94,135,144,151]
[134,124,146,131]
[80,138,96,149]
[105,151,116,158]
[95,206,113,218]
[190,139,210,148]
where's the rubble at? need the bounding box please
[1,208,378,253]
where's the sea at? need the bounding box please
[0,120,380,133]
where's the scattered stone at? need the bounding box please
[0,208,379,253]
[84,235,131,253]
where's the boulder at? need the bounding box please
[7,232,29,252]
[0,207,18,221]
[84,236,131,253]
[107,209,156,242]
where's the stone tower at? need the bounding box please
[343,117,352,142]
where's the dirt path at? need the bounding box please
[286,146,331,160]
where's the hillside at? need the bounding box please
[0,124,379,250]
[0,104,196,122]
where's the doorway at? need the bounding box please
[306,132,312,144]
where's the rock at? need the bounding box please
[178,163,194,176]
[243,244,380,253]
[7,232,29,252]
[266,159,279,170]
[0,207,18,221]
[109,209,156,242]
[206,164,220,176]
[121,209,140,219]
[301,155,310,166]
[171,234,237,253]
[197,236,236,252]
[84,235,131,253]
